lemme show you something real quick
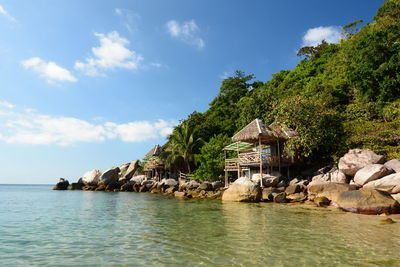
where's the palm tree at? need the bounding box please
[163,123,203,173]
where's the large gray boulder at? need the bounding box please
[119,163,130,175]
[331,188,400,215]
[354,164,392,186]
[124,160,140,179]
[329,170,348,184]
[129,175,146,185]
[99,167,120,186]
[222,177,261,202]
[307,181,358,201]
[338,149,385,176]
[81,169,102,185]
[384,159,400,173]
[363,173,400,194]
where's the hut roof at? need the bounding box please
[269,122,299,140]
[232,119,278,143]
[145,144,161,158]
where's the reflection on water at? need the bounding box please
[0,185,400,266]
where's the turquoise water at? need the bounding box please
[1,185,400,266]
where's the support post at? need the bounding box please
[277,140,281,174]
[237,149,240,178]
[224,150,228,187]
[259,137,263,188]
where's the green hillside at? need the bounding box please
[162,0,400,180]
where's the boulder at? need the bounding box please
[276,180,287,188]
[141,180,155,190]
[307,182,358,201]
[188,180,201,189]
[53,178,69,190]
[82,169,102,185]
[130,175,146,184]
[285,184,301,195]
[261,187,280,202]
[99,167,120,186]
[314,196,331,207]
[163,178,178,188]
[264,176,280,187]
[119,163,130,176]
[286,192,307,202]
[289,178,300,186]
[164,187,176,195]
[120,183,133,191]
[329,170,348,184]
[124,160,140,179]
[385,159,400,173]
[222,177,261,202]
[331,188,400,215]
[273,192,288,203]
[198,182,212,191]
[354,164,392,186]
[363,173,400,194]
[338,149,385,176]
[211,181,223,190]
[312,173,330,183]
[174,191,187,199]
[391,193,400,203]
[68,182,83,190]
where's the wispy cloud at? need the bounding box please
[21,57,77,84]
[0,102,176,146]
[0,100,15,109]
[114,8,140,33]
[150,62,162,68]
[302,26,341,47]
[75,31,143,76]
[0,5,16,22]
[166,20,205,50]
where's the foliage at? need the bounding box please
[195,134,232,181]
[163,0,400,175]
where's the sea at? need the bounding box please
[1,184,400,266]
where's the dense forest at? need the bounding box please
[160,0,400,181]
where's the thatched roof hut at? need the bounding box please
[269,122,299,140]
[145,144,161,158]
[232,119,278,143]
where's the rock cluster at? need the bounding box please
[53,149,400,216]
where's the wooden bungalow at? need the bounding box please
[223,119,299,186]
[143,144,166,181]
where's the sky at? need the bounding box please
[0,0,384,184]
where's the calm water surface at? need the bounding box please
[1,184,400,266]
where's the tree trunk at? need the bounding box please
[186,160,191,173]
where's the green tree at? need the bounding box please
[165,123,203,173]
[195,134,231,181]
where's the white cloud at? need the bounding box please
[0,5,16,22]
[150,62,162,68]
[0,101,15,109]
[302,26,341,47]
[114,8,140,33]
[75,31,143,76]
[21,57,77,83]
[0,102,176,146]
[166,20,205,50]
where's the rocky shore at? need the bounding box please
[54,149,400,216]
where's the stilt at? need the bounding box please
[277,140,281,174]
[287,167,290,179]
[259,137,263,188]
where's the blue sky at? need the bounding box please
[0,0,383,184]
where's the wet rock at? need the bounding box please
[338,149,385,176]
[95,184,106,191]
[314,196,331,207]
[53,178,69,190]
[120,183,133,192]
[331,188,400,215]
[188,180,201,189]
[384,159,400,173]
[354,164,392,186]
[222,177,261,202]
[82,169,102,186]
[164,187,176,195]
[276,180,287,188]
[208,190,223,199]
[99,167,120,186]
[364,173,400,194]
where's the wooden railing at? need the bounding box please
[225,158,239,170]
